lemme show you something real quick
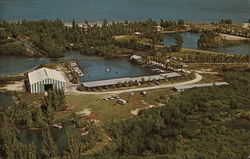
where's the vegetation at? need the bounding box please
[198,30,224,48]
[159,19,186,31]
[66,89,176,122]
[219,19,233,25]
[0,19,162,58]
[101,67,250,159]
[0,89,103,158]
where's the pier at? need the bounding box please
[69,61,84,77]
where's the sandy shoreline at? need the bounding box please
[220,33,250,41]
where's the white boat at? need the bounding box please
[106,68,111,72]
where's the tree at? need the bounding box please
[174,33,183,50]
[64,130,82,158]
[72,19,77,29]
[41,129,58,158]
[177,19,185,26]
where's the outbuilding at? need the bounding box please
[28,67,66,93]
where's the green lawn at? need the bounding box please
[65,88,176,123]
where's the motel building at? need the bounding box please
[28,67,66,93]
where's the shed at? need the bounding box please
[28,67,66,93]
[130,55,142,61]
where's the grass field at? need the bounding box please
[65,88,176,123]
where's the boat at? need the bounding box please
[106,68,111,72]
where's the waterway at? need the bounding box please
[65,51,154,82]
[164,32,250,55]
[0,93,14,106]
[0,0,249,22]
[19,124,73,152]
[0,51,154,82]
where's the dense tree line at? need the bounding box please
[183,53,250,63]
[159,19,186,31]
[0,19,162,58]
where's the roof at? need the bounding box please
[130,55,142,60]
[28,67,66,84]
[174,82,229,90]
[83,77,131,88]
[130,75,165,82]
[83,74,169,88]
[160,72,181,78]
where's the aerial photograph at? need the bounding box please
[0,0,250,158]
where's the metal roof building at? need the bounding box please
[160,72,181,78]
[130,75,165,82]
[83,77,130,88]
[83,72,181,88]
[174,82,229,92]
[28,67,66,93]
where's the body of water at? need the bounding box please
[0,93,14,106]
[0,51,154,81]
[164,32,250,55]
[65,51,154,82]
[0,0,250,22]
[19,124,72,152]
[0,55,52,76]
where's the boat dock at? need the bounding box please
[69,61,84,77]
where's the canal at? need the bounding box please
[164,32,250,55]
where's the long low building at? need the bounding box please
[174,82,229,92]
[28,67,66,93]
[83,72,181,88]
[160,72,182,78]
[82,77,131,88]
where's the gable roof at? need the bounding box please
[28,67,66,84]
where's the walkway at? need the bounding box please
[70,73,202,95]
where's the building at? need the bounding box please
[242,23,250,29]
[82,72,181,89]
[28,67,66,93]
[160,72,181,78]
[130,55,142,61]
[173,82,229,92]
[130,55,143,64]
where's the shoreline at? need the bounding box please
[220,33,250,41]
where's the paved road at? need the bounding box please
[70,73,202,95]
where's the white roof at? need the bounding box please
[130,75,165,82]
[83,75,167,88]
[83,72,182,88]
[130,55,142,60]
[160,72,181,78]
[174,82,229,90]
[28,67,66,84]
[83,77,131,88]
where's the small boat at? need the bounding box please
[106,68,111,72]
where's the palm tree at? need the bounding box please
[174,33,184,50]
